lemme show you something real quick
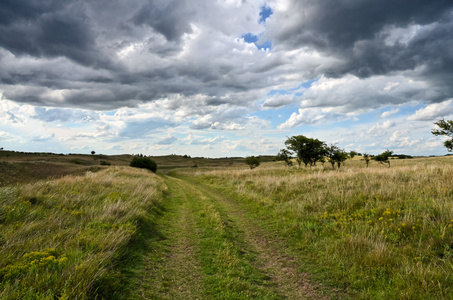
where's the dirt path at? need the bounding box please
[182,176,329,300]
[130,176,204,299]
[130,174,330,299]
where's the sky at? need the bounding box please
[1,0,453,157]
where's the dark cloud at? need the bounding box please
[0,0,272,111]
[270,0,452,51]
[0,0,452,116]
[132,0,194,41]
[0,1,106,67]
[267,0,453,101]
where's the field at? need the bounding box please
[1,152,453,299]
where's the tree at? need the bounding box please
[284,135,326,167]
[91,151,95,155]
[130,157,157,173]
[335,149,349,169]
[245,156,260,169]
[276,149,293,167]
[432,119,453,152]
[326,145,339,169]
[373,150,393,168]
[326,144,349,169]
[363,153,371,167]
[349,150,358,160]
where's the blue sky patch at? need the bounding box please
[242,33,272,50]
[242,33,259,44]
[266,77,321,97]
[259,6,273,23]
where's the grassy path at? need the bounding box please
[131,174,331,299]
[181,175,330,300]
[129,176,204,299]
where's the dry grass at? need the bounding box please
[179,156,453,299]
[0,166,165,299]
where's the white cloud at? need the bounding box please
[368,120,396,136]
[262,93,297,108]
[381,24,422,46]
[381,108,400,118]
[31,133,55,142]
[298,74,432,112]
[0,130,14,141]
[278,107,349,128]
[407,99,453,121]
[156,136,178,145]
[107,145,123,151]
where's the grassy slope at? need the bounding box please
[0,167,166,299]
[0,150,273,186]
[175,156,453,299]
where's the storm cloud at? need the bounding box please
[1,0,452,111]
[266,0,453,100]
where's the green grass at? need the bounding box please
[175,156,453,299]
[135,175,280,299]
[0,167,165,299]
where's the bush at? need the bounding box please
[130,157,157,173]
[244,156,260,169]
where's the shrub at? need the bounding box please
[373,150,393,167]
[130,157,157,173]
[244,156,260,169]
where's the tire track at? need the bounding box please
[131,174,332,299]
[131,176,204,299]
[179,175,331,300]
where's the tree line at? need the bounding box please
[275,135,395,168]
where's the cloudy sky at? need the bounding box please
[1,0,453,157]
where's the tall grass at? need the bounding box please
[0,167,165,299]
[180,157,453,299]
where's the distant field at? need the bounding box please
[0,150,273,186]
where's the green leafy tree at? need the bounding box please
[432,119,453,152]
[326,145,339,169]
[326,145,349,169]
[335,150,349,168]
[276,149,293,167]
[373,150,393,168]
[363,153,371,167]
[91,151,95,155]
[284,135,326,167]
[349,150,358,160]
[244,156,260,169]
[130,157,157,173]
